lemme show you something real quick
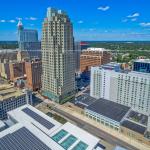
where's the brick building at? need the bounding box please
[80,48,111,72]
[25,60,42,91]
[9,62,25,81]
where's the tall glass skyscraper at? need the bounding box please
[17,20,38,42]
[17,20,41,59]
[41,8,75,103]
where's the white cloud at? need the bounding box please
[25,17,37,21]
[131,18,137,22]
[127,13,140,18]
[16,17,22,20]
[0,19,16,23]
[122,19,128,23]
[0,20,6,23]
[30,17,37,20]
[140,22,150,27]
[98,6,110,11]
[9,20,16,23]
[78,20,83,24]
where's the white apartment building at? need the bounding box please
[90,65,150,115]
[41,8,75,103]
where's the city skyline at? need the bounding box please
[0,3,150,150]
[0,0,150,41]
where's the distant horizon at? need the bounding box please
[1,40,150,42]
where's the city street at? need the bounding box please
[52,106,138,150]
[36,97,150,150]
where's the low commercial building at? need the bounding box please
[120,119,150,145]
[0,84,32,119]
[25,60,42,91]
[0,104,100,150]
[85,99,130,130]
[83,96,150,146]
[133,59,150,73]
[80,48,111,72]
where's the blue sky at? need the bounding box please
[0,0,150,41]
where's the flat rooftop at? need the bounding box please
[0,120,5,129]
[8,105,62,136]
[0,123,63,150]
[86,99,130,122]
[50,122,99,150]
[103,62,120,67]
[126,110,148,126]
[74,94,97,108]
[94,65,150,77]
[83,47,109,52]
[114,146,128,150]
[6,104,99,150]
[0,84,25,101]
[121,120,146,135]
[0,127,52,150]
[134,59,150,63]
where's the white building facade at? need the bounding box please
[90,66,150,115]
[85,109,121,130]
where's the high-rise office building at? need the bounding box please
[17,20,41,59]
[41,8,75,103]
[90,63,150,115]
[133,59,150,73]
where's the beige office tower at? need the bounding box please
[41,8,75,103]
